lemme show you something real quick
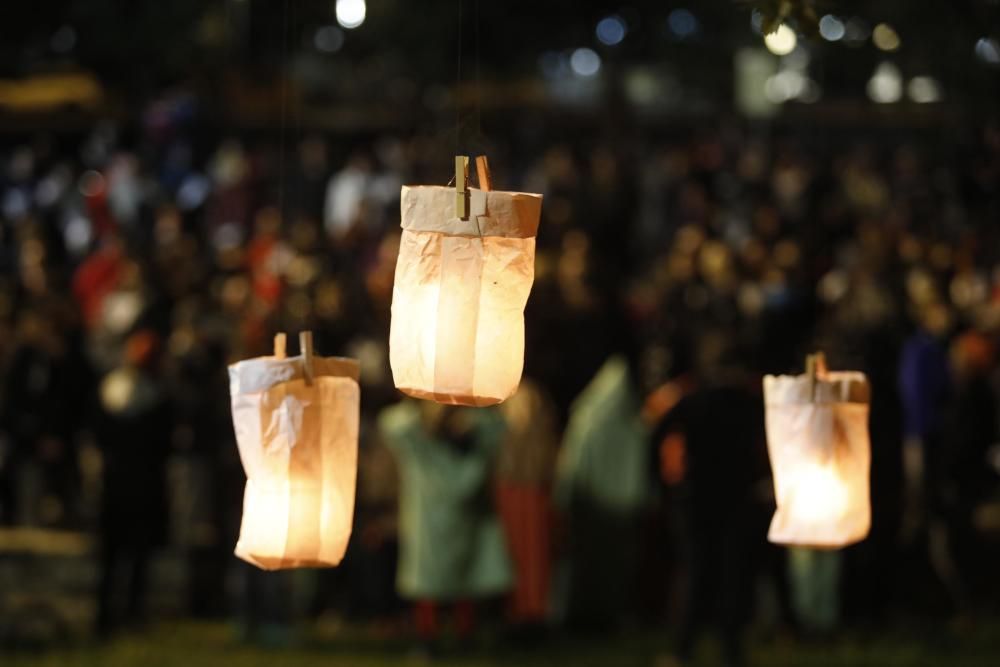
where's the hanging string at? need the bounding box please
[291,0,304,220]
[455,0,464,153]
[277,0,291,218]
[475,0,482,139]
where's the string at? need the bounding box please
[475,0,481,139]
[291,0,304,221]
[455,0,463,153]
[278,0,290,218]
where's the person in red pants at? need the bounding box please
[495,380,559,634]
[379,400,512,654]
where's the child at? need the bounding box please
[378,400,511,651]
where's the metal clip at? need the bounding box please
[455,155,470,220]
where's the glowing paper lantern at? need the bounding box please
[764,354,871,548]
[229,332,359,569]
[389,156,542,406]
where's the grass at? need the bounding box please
[4,617,1000,666]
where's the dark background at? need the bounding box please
[1,1,1000,665]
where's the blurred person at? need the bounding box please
[583,146,637,285]
[206,140,252,235]
[553,355,649,631]
[168,323,237,618]
[245,205,288,312]
[525,230,617,422]
[787,547,841,636]
[238,566,295,647]
[86,258,156,373]
[495,379,559,636]
[648,334,767,667]
[291,135,330,221]
[72,234,126,329]
[0,307,82,526]
[378,400,511,654]
[324,151,374,241]
[770,149,813,222]
[838,144,890,216]
[329,422,401,626]
[93,330,173,638]
[934,330,998,611]
[106,152,143,229]
[898,302,953,543]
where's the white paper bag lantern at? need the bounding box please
[764,359,871,548]
[229,333,360,569]
[389,157,542,407]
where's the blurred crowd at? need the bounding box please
[1,109,1000,659]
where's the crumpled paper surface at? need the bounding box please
[229,355,359,569]
[764,371,871,548]
[400,185,541,238]
[390,185,542,406]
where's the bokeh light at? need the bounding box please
[843,17,870,46]
[976,37,1000,66]
[314,25,344,53]
[867,62,902,103]
[335,0,366,30]
[872,23,901,52]
[570,48,601,77]
[764,24,797,56]
[818,15,845,42]
[907,76,942,104]
[596,15,627,46]
[667,9,699,39]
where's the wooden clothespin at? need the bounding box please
[806,351,827,401]
[299,331,314,386]
[475,155,492,192]
[455,155,470,220]
[273,333,287,359]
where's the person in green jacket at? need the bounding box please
[553,354,650,630]
[378,399,512,648]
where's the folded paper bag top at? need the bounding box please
[390,183,543,407]
[229,349,360,570]
[763,370,872,549]
[400,185,542,238]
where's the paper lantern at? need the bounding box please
[389,156,542,406]
[229,332,359,569]
[764,354,871,548]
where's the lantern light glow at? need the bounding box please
[785,463,849,526]
[230,335,360,569]
[389,164,542,407]
[764,359,871,549]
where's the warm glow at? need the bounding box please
[908,76,942,104]
[867,62,902,104]
[786,463,849,525]
[764,371,871,548]
[872,23,901,52]
[390,185,542,406]
[230,355,360,569]
[764,24,797,56]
